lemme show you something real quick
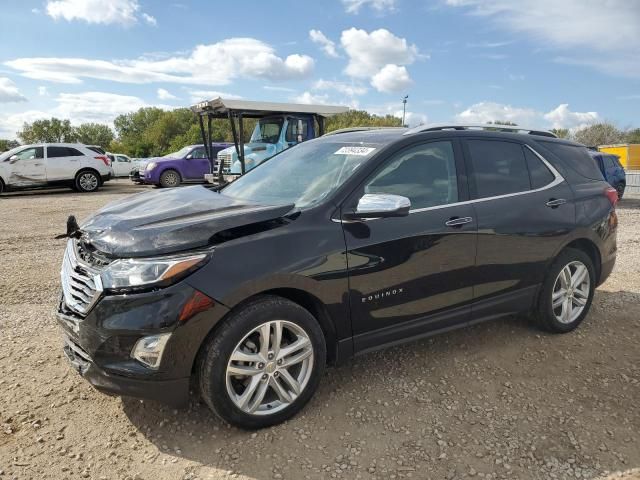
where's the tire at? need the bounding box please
[159,169,181,188]
[74,170,100,193]
[0,178,4,195]
[616,183,625,200]
[199,295,326,429]
[533,248,596,333]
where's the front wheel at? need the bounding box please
[159,169,181,188]
[75,171,100,193]
[198,296,326,429]
[533,248,596,333]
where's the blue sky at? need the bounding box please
[0,0,639,139]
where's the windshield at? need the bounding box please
[163,146,192,158]
[250,118,284,143]
[222,139,380,208]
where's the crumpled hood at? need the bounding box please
[80,185,294,258]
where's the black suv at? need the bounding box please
[57,125,618,429]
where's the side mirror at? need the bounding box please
[346,193,411,219]
[185,154,193,160]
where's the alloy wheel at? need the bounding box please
[225,320,314,416]
[163,171,179,187]
[551,260,590,324]
[79,173,98,191]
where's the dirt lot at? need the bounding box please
[0,179,639,480]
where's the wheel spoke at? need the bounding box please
[571,265,588,288]
[258,322,271,359]
[552,289,567,308]
[572,295,586,307]
[560,267,571,289]
[269,376,292,403]
[235,375,262,409]
[281,345,313,368]
[230,349,262,364]
[278,368,301,396]
[277,337,310,361]
[227,363,262,376]
[272,320,283,358]
[562,298,572,323]
[247,379,270,413]
[574,285,589,299]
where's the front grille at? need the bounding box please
[62,336,92,374]
[60,239,103,316]
[217,152,233,171]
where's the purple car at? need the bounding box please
[141,143,232,187]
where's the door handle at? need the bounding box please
[445,216,473,227]
[546,198,567,208]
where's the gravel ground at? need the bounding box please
[0,179,639,480]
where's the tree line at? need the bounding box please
[3,108,640,156]
[4,108,401,157]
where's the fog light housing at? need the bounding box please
[131,333,171,369]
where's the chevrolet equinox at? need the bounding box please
[56,125,618,429]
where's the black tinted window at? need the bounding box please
[524,147,555,189]
[189,148,207,159]
[603,155,616,169]
[365,141,458,209]
[539,142,604,181]
[467,140,530,198]
[48,146,83,157]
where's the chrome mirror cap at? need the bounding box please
[351,193,411,219]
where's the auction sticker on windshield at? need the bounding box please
[334,146,376,156]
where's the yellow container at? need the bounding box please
[598,144,640,170]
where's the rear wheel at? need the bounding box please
[159,169,181,188]
[0,179,4,195]
[199,296,326,429]
[616,183,625,200]
[75,170,100,193]
[534,248,596,333]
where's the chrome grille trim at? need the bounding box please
[60,239,103,316]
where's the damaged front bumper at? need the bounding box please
[55,281,229,407]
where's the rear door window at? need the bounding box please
[47,146,70,158]
[524,147,555,189]
[466,140,530,198]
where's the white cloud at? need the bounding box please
[341,28,420,78]
[6,38,314,86]
[0,77,27,103]
[455,101,541,125]
[293,91,330,105]
[141,13,157,26]
[0,91,163,138]
[342,0,397,14]
[445,0,640,78]
[370,64,412,93]
[263,85,296,93]
[313,79,367,97]
[309,30,339,58]
[38,86,49,96]
[157,88,177,100]
[45,0,154,26]
[543,104,599,130]
[185,90,243,103]
[454,101,600,129]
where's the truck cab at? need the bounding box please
[217,115,315,175]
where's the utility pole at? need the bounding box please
[402,95,408,127]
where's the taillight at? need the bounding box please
[605,186,618,207]
[95,155,110,167]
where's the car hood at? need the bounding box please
[79,185,294,258]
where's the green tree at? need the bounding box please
[73,123,115,147]
[113,107,165,156]
[550,128,569,138]
[570,122,625,147]
[0,139,20,152]
[625,128,640,144]
[325,110,402,132]
[18,118,77,143]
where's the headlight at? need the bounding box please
[101,253,208,291]
[146,162,157,171]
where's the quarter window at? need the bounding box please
[467,140,530,198]
[365,141,458,210]
[524,147,555,189]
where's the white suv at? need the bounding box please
[0,143,114,194]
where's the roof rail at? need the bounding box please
[404,123,557,138]
[324,126,407,136]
